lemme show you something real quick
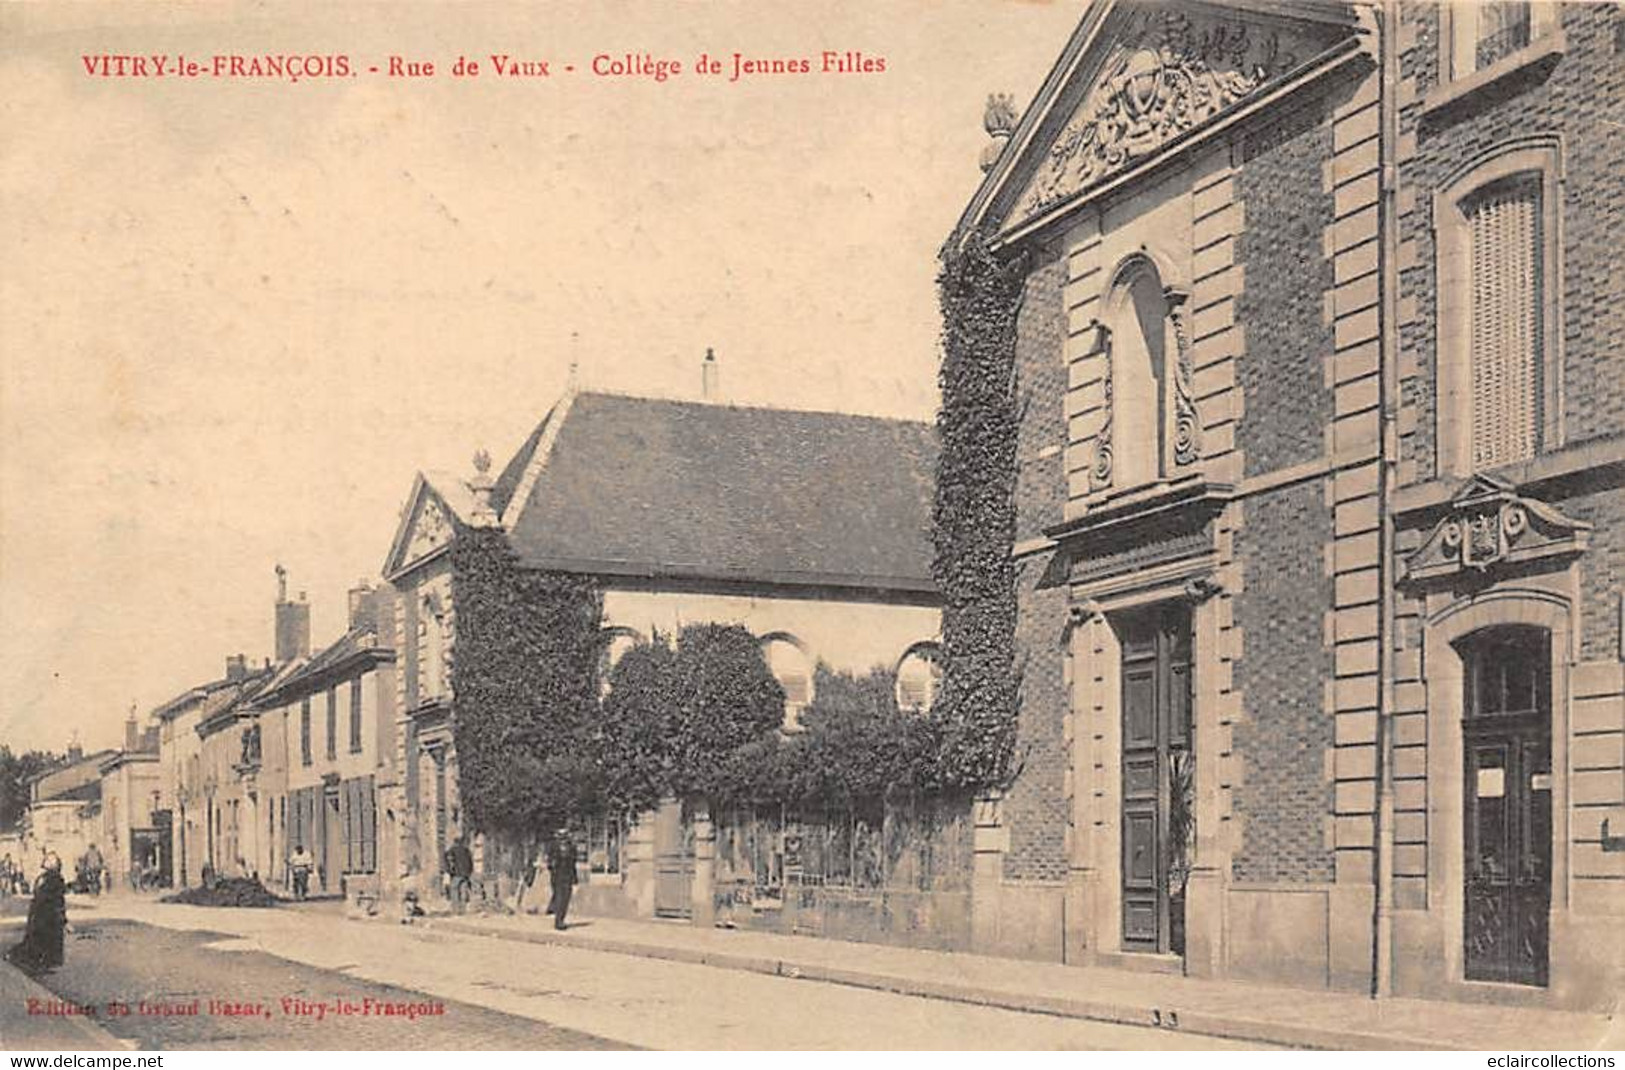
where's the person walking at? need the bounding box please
[545,828,578,931]
[288,843,314,901]
[444,835,474,914]
[6,854,67,974]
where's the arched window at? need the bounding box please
[761,635,814,732]
[1094,257,1199,492]
[597,627,644,697]
[1109,263,1171,488]
[1436,140,1561,476]
[895,641,944,714]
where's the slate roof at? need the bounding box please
[494,392,938,593]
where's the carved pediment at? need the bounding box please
[1016,8,1324,220]
[1402,476,1591,585]
[385,477,461,578]
[406,495,453,564]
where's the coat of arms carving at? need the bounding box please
[1020,10,1306,218]
[1402,476,1591,585]
[406,494,453,564]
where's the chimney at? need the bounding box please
[124,704,139,752]
[275,568,311,662]
[67,736,83,763]
[226,654,248,682]
[702,347,719,400]
[348,580,378,633]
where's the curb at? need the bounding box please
[431,918,1453,1051]
[0,961,131,1051]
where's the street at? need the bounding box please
[7,898,1275,1050]
[15,918,624,1050]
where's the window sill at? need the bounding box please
[1422,31,1565,121]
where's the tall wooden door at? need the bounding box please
[653,799,694,918]
[1119,604,1192,955]
[1462,627,1551,986]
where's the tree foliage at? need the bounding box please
[0,746,61,833]
[931,226,1025,790]
[599,624,786,810]
[793,665,935,805]
[449,527,604,838]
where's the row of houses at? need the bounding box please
[16,0,1623,1016]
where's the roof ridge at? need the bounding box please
[572,388,936,429]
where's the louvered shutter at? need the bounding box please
[361,777,376,873]
[1468,177,1542,470]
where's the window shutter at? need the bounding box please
[362,776,376,873]
[349,680,363,753]
[1468,177,1542,470]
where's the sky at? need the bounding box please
[0,0,1086,754]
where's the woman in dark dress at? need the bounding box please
[6,855,67,973]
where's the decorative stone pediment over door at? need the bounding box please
[1401,475,1591,586]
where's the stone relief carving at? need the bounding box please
[1020,10,1305,218]
[1088,321,1115,490]
[1165,287,1201,468]
[1402,476,1591,584]
[407,494,452,564]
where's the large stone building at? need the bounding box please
[379,377,943,922]
[952,0,1620,1008]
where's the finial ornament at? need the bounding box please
[469,447,499,528]
[980,93,1018,173]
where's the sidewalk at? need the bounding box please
[0,957,127,1050]
[431,911,1619,1051]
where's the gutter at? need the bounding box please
[1371,0,1402,1000]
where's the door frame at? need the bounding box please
[1069,577,1225,968]
[1117,602,1194,955]
[1422,584,1572,988]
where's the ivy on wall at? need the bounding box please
[930,227,1026,790]
[449,528,605,839]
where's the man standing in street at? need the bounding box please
[288,843,314,901]
[444,834,474,914]
[546,828,577,931]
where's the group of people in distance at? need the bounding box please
[1,827,583,977]
[445,827,578,929]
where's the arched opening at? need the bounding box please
[1455,624,1552,986]
[597,626,645,697]
[1107,260,1172,488]
[894,641,944,714]
[760,634,814,732]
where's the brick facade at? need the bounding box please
[1006,252,1071,883]
[1230,482,1337,884]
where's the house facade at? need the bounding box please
[1382,0,1624,1008]
[250,586,396,901]
[97,715,163,891]
[380,384,943,923]
[953,0,1621,1008]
